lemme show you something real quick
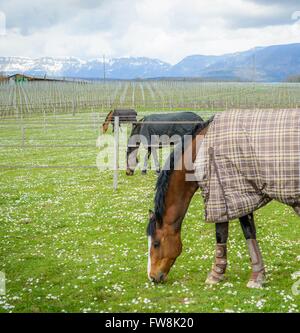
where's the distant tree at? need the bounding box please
[286,75,300,82]
[0,71,8,82]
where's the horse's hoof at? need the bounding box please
[141,170,147,175]
[247,271,266,289]
[205,273,225,285]
[247,280,263,289]
[156,170,161,175]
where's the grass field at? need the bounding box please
[0,111,299,313]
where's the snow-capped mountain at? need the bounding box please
[1,43,300,81]
[0,56,171,79]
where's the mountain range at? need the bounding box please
[1,43,300,82]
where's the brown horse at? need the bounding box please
[147,118,267,288]
[102,109,137,134]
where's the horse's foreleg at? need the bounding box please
[205,222,229,285]
[142,148,151,175]
[152,148,160,174]
[239,213,265,288]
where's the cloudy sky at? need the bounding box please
[0,0,299,63]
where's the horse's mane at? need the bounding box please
[126,118,145,159]
[147,117,214,236]
[127,118,144,144]
[103,110,113,124]
[131,117,144,134]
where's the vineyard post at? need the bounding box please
[93,112,97,130]
[113,116,119,191]
[43,108,46,132]
[72,100,75,117]
[21,126,25,149]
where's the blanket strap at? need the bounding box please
[208,147,230,221]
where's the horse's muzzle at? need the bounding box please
[150,272,166,283]
[126,169,134,176]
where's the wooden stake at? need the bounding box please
[113,116,119,191]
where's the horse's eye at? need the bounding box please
[153,240,160,249]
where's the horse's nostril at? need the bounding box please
[158,272,164,282]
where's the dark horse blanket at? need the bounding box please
[139,112,203,147]
[195,109,300,223]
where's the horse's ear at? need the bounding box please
[149,210,155,220]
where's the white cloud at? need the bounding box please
[0,0,299,63]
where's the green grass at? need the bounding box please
[0,113,299,313]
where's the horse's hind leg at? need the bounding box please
[239,213,266,288]
[205,222,228,285]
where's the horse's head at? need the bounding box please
[126,144,140,176]
[147,210,182,283]
[126,123,142,176]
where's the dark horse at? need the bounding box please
[126,112,203,176]
[147,110,300,288]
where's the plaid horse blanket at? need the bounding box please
[194,109,300,223]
